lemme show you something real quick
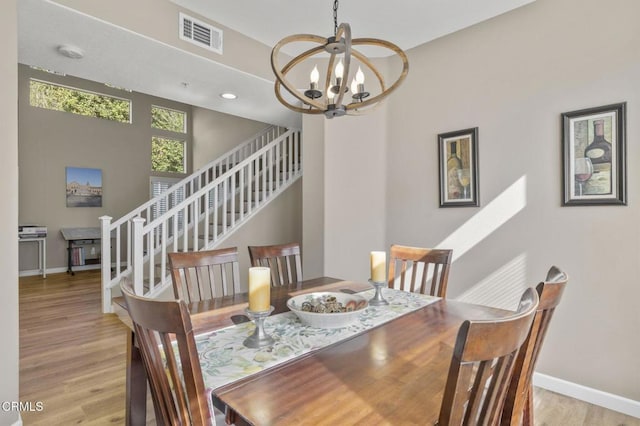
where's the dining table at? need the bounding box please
[122,276,510,425]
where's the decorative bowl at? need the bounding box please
[286,292,368,329]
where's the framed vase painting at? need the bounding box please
[438,127,479,207]
[562,102,626,206]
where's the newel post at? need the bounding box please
[132,217,146,295]
[99,215,112,313]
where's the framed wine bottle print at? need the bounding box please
[438,127,479,207]
[562,102,626,206]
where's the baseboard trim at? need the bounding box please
[19,264,100,277]
[533,372,640,419]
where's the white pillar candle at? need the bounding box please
[370,251,386,283]
[249,267,271,312]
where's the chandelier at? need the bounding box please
[270,0,409,119]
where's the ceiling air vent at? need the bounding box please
[179,12,223,54]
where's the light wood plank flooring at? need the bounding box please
[19,270,640,425]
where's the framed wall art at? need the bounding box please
[562,102,626,206]
[438,127,479,207]
[66,166,103,207]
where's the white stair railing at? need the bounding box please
[100,127,301,312]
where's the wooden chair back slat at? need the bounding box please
[438,287,539,426]
[388,244,453,297]
[248,242,302,286]
[501,266,569,426]
[120,279,214,425]
[168,247,240,303]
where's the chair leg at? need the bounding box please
[126,330,148,426]
[522,385,534,426]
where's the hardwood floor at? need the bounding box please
[18,270,640,425]
[532,388,640,426]
[19,270,131,425]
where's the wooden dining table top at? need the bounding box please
[120,277,511,425]
[186,277,510,426]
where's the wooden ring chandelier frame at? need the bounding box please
[271,22,409,119]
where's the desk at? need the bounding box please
[18,237,46,278]
[60,227,101,275]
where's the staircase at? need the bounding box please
[99,126,302,313]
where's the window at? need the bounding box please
[151,137,185,173]
[150,177,184,228]
[152,105,186,133]
[29,79,131,123]
[151,105,188,174]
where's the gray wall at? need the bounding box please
[1,1,20,424]
[388,0,640,401]
[18,66,278,275]
[18,65,193,272]
[305,0,640,405]
[192,107,269,170]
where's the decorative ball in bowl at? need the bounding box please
[286,292,368,329]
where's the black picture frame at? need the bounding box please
[438,127,479,207]
[562,102,626,206]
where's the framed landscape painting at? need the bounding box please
[562,102,626,206]
[66,167,103,207]
[438,127,479,207]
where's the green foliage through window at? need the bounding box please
[152,137,185,173]
[152,106,186,133]
[29,79,131,123]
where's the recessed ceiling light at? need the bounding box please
[220,92,237,100]
[57,44,84,59]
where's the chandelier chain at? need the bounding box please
[333,0,339,35]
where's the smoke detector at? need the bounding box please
[57,44,84,59]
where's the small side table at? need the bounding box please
[18,237,47,278]
[60,227,101,275]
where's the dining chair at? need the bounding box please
[500,266,569,426]
[437,287,539,426]
[388,244,453,297]
[120,279,216,426]
[248,242,302,286]
[168,247,240,303]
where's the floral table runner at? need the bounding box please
[196,287,439,391]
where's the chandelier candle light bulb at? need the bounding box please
[355,67,365,85]
[335,59,344,88]
[370,251,386,283]
[249,267,271,312]
[304,65,323,100]
[351,66,369,101]
[310,66,319,89]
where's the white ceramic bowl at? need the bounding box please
[286,292,368,329]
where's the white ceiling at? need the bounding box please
[18,0,535,128]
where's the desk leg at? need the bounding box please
[67,240,74,275]
[41,239,46,278]
[126,330,147,426]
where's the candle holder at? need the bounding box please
[368,279,389,306]
[243,306,275,348]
